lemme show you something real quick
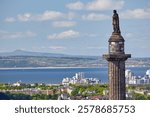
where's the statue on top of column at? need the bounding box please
[112,10,120,34]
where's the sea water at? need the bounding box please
[0,67,149,84]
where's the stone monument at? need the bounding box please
[103,10,131,100]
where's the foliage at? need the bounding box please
[0,83,59,90]
[71,88,79,96]
[0,83,59,100]
[0,92,31,100]
[132,93,150,100]
[70,84,108,97]
[127,85,150,90]
[0,92,58,100]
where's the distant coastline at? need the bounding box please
[0,67,101,70]
[1,53,150,68]
[0,66,149,70]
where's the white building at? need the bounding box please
[125,69,150,85]
[13,81,25,86]
[125,69,134,84]
[62,72,100,85]
[146,69,150,77]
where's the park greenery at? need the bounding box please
[126,85,150,100]
[0,83,58,90]
[70,84,108,97]
[132,93,150,100]
[0,92,58,100]
[0,83,108,100]
[0,83,150,100]
[127,85,150,90]
[0,83,59,100]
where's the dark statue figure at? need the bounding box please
[112,10,120,33]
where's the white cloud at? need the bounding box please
[66,0,124,11]
[5,11,77,22]
[66,1,84,10]
[48,46,66,50]
[17,13,32,22]
[82,13,110,21]
[52,21,76,28]
[87,0,124,11]
[4,17,16,22]
[0,30,36,39]
[48,30,79,40]
[120,8,150,19]
[36,11,64,21]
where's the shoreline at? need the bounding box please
[0,66,149,70]
[0,67,103,70]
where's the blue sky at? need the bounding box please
[0,0,150,57]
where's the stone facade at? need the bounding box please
[104,45,131,100]
[103,10,131,100]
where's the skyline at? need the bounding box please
[0,0,150,57]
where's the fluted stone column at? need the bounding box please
[103,10,131,100]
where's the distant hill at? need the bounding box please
[0,50,69,57]
[0,50,150,68]
[0,50,97,58]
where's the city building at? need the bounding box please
[13,80,25,86]
[146,69,150,77]
[103,10,131,100]
[125,69,150,85]
[62,72,100,85]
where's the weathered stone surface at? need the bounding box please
[112,10,120,34]
[103,10,131,100]
[109,34,124,42]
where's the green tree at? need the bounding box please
[133,93,147,100]
[71,88,79,96]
